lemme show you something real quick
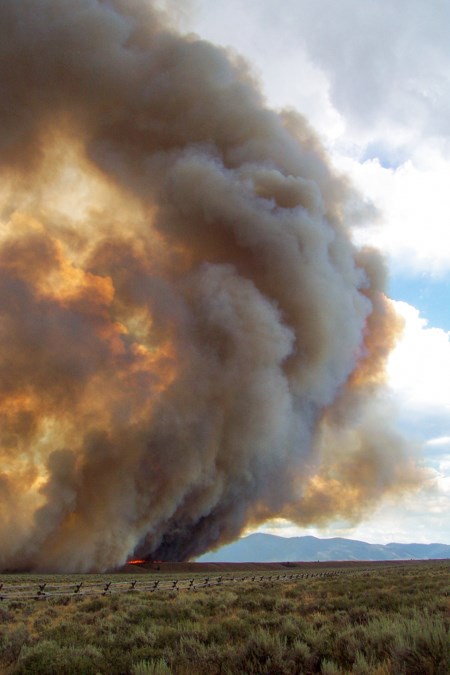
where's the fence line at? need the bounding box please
[0,564,409,602]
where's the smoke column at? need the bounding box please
[0,0,421,571]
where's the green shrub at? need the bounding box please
[240,628,289,674]
[321,658,342,674]
[16,640,103,675]
[290,638,312,669]
[0,606,13,622]
[390,614,449,675]
[0,561,447,675]
[0,624,29,667]
[132,658,172,675]
[351,650,377,675]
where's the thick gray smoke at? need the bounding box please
[0,0,421,571]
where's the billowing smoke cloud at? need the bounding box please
[0,0,422,572]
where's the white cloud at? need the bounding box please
[427,436,450,449]
[195,0,450,150]
[339,152,450,275]
[287,0,450,152]
[193,1,450,274]
[387,301,450,413]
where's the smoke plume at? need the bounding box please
[0,0,421,571]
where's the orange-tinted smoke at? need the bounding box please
[0,0,422,571]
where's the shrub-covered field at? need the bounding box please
[0,561,448,674]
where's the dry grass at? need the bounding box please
[0,560,448,674]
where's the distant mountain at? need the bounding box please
[196,533,450,562]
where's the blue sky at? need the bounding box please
[389,275,450,332]
[186,0,450,544]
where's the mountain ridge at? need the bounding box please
[197,533,450,562]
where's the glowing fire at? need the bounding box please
[127,559,147,565]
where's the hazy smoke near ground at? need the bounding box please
[0,0,422,571]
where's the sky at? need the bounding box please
[187,0,450,545]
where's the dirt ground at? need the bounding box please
[118,558,433,574]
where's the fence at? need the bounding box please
[0,566,389,601]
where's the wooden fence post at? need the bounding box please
[36,583,47,599]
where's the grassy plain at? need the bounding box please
[0,561,448,674]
